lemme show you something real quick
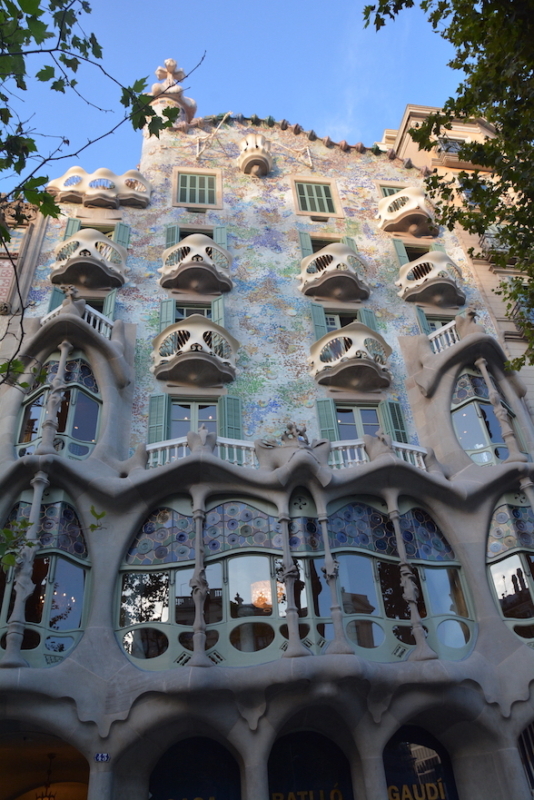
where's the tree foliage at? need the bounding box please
[364,0,534,369]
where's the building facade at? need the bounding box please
[1,64,534,800]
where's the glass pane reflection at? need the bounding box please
[120,572,169,626]
[424,567,467,617]
[175,567,195,625]
[25,557,49,623]
[346,619,385,649]
[230,622,274,651]
[123,628,168,659]
[452,404,486,450]
[490,555,534,618]
[229,556,272,618]
[49,558,85,630]
[205,562,223,623]
[378,561,426,620]
[338,554,379,615]
[275,559,307,618]
[310,558,330,617]
[71,392,99,441]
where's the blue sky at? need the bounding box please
[7,0,460,187]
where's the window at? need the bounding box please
[311,302,379,339]
[317,398,408,444]
[335,406,380,439]
[62,218,131,248]
[393,240,446,267]
[147,395,242,446]
[380,185,406,197]
[298,231,357,258]
[17,356,101,460]
[290,177,343,219]
[158,297,223,335]
[415,307,454,335]
[172,168,223,211]
[325,312,358,331]
[169,401,217,439]
[438,137,463,153]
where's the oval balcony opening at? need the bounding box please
[299,242,370,302]
[396,250,465,307]
[376,186,437,237]
[51,228,128,290]
[158,233,232,294]
[309,322,392,391]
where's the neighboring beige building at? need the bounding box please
[1,76,534,800]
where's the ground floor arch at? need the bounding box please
[383,725,459,800]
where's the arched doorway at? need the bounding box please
[383,725,459,800]
[149,736,241,800]
[268,731,355,800]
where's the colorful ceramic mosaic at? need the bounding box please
[45,359,99,394]
[487,503,534,560]
[8,502,87,559]
[452,371,489,406]
[126,507,195,565]
[204,502,282,554]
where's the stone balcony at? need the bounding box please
[395,251,465,307]
[308,322,392,391]
[151,314,239,387]
[376,186,436,237]
[299,243,370,302]
[47,166,151,208]
[51,228,128,290]
[158,233,232,294]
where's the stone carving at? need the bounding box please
[150,58,197,124]
[186,424,217,454]
[254,422,331,485]
[363,429,395,461]
[455,307,485,338]
[0,195,38,229]
[281,421,309,446]
[237,134,273,177]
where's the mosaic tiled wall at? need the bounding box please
[26,119,495,453]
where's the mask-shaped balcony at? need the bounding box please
[50,228,128,290]
[158,233,232,294]
[309,322,392,391]
[47,167,151,208]
[376,186,436,237]
[299,243,370,302]
[151,314,239,387]
[395,251,465,307]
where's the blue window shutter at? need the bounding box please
[415,306,431,335]
[316,399,339,442]
[341,235,358,252]
[379,400,408,443]
[218,396,242,439]
[299,231,313,258]
[159,299,176,333]
[48,287,64,312]
[147,394,170,444]
[393,239,409,266]
[63,218,81,240]
[311,303,327,340]
[211,296,225,327]
[112,223,131,249]
[213,226,228,249]
[358,308,378,332]
[430,243,446,253]
[102,289,117,320]
[165,225,180,248]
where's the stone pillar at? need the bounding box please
[357,752,389,800]
[452,744,531,800]
[189,507,211,667]
[87,762,114,800]
[318,515,353,654]
[242,752,270,800]
[475,357,527,463]
[278,516,309,658]
[36,338,73,455]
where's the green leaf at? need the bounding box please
[35,64,55,82]
[18,0,41,14]
[50,78,66,93]
[27,16,50,44]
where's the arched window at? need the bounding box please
[488,492,534,644]
[117,495,472,668]
[17,355,101,460]
[451,366,524,465]
[0,492,89,667]
[384,725,459,800]
[149,737,241,800]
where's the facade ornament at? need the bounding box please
[237,134,273,177]
[455,307,485,338]
[281,421,309,446]
[0,195,38,230]
[475,356,528,462]
[186,424,217,454]
[0,301,11,315]
[150,58,197,124]
[363,429,395,461]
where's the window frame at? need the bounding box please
[172,167,223,211]
[289,176,344,220]
[335,404,381,441]
[168,398,218,441]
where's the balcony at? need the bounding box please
[299,243,370,302]
[51,228,128,290]
[376,186,436,237]
[158,233,232,294]
[427,320,460,354]
[151,315,239,387]
[395,251,465,307]
[41,303,114,340]
[308,322,392,391]
[47,167,151,208]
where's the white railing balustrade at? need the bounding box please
[51,227,128,287]
[158,233,232,292]
[329,439,427,470]
[395,251,463,300]
[428,320,460,353]
[376,186,435,235]
[41,303,114,339]
[299,243,369,301]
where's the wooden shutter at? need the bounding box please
[63,218,81,240]
[112,223,130,249]
[379,400,408,443]
[102,289,117,321]
[316,399,339,442]
[382,186,401,197]
[393,239,409,266]
[165,225,180,248]
[311,303,328,340]
[299,231,313,258]
[358,308,378,332]
[430,243,446,253]
[213,226,228,249]
[211,296,225,327]
[48,286,64,312]
[159,299,176,333]
[147,394,170,444]
[341,235,358,252]
[415,306,431,335]
[218,396,242,439]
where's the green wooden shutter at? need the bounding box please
[341,235,358,252]
[213,226,228,249]
[165,225,180,248]
[299,231,313,258]
[316,399,339,442]
[48,286,64,312]
[415,306,431,335]
[159,299,176,333]
[382,186,402,197]
[63,218,81,240]
[147,394,170,444]
[379,400,408,443]
[112,223,130,249]
[393,239,409,266]
[102,289,117,320]
[311,303,327,340]
[358,308,378,332]
[430,243,446,253]
[218,396,243,439]
[211,296,225,327]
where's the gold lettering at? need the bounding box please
[412,785,426,800]
[330,791,343,800]
[297,793,308,799]
[426,785,438,800]
[288,794,296,800]
[401,787,414,800]
[388,788,400,800]
[438,779,445,800]
[272,795,284,800]
[320,792,325,800]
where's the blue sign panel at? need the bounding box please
[149,736,241,800]
[383,726,459,800]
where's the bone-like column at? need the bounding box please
[278,516,310,658]
[475,357,527,462]
[318,515,353,654]
[36,339,73,455]
[188,507,212,667]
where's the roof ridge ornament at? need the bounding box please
[150,58,197,124]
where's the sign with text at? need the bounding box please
[384,726,459,800]
[268,732,354,800]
